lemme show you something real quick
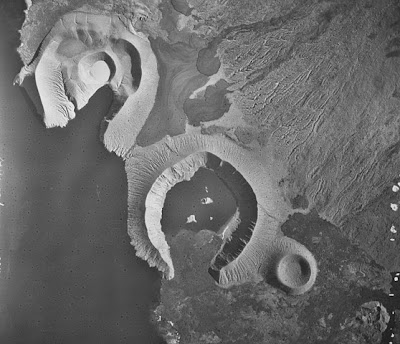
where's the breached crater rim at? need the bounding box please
[13,9,158,157]
[13,8,318,295]
[126,133,318,294]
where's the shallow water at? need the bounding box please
[0,5,164,343]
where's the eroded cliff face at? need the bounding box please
[14,0,400,342]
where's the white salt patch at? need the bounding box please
[186,215,197,223]
[201,197,213,205]
[189,69,225,99]
[90,61,110,84]
[392,185,400,192]
[390,203,398,211]
[390,225,397,233]
[390,238,395,242]
[394,277,399,282]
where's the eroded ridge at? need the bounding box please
[13,9,159,157]
[205,153,258,272]
[125,133,318,294]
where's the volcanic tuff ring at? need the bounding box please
[13,9,159,157]
[126,133,317,294]
[13,8,318,295]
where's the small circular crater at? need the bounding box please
[90,60,111,83]
[276,254,312,290]
[79,52,116,84]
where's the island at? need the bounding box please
[12,0,400,342]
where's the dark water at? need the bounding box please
[162,167,237,237]
[0,3,164,343]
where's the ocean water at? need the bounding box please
[0,3,164,343]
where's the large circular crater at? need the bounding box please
[149,152,259,282]
[126,134,317,294]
